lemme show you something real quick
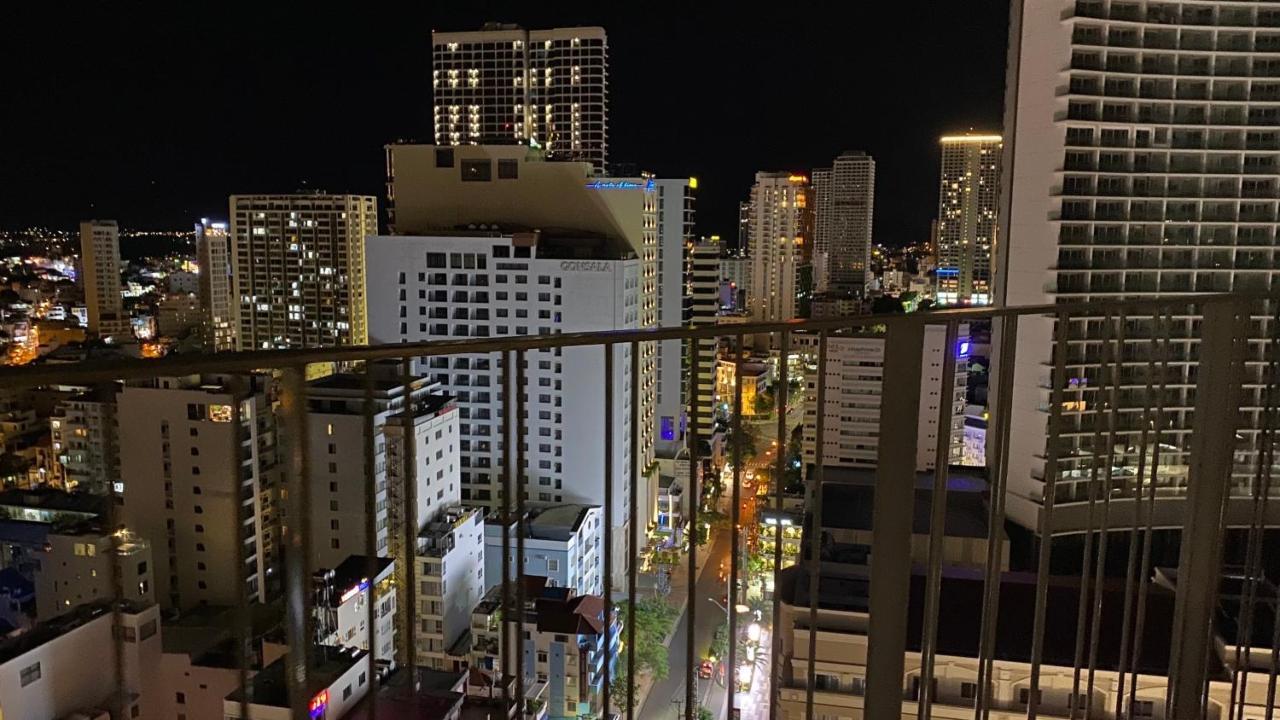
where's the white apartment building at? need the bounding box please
[813,151,875,297]
[118,375,277,610]
[747,172,813,323]
[305,364,459,570]
[415,505,484,671]
[935,134,1001,306]
[801,324,968,472]
[195,219,235,351]
[50,385,118,495]
[0,601,161,720]
[484,503,603,597]
[314,555,396,664]
[364,230,640,586]
[655,178,697,453]
[383,144,659,567]
[224,648,370,720]
[33,525,152,621]
[998,0,1280,534]
[79,219,131,341]
[432,24,609,173]
[228,194,376,351]
[720,251,749,311]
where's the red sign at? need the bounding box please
[309,690,329,718]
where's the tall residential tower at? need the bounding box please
[813,151,875,297]
[79,220,130,341]
[432,24,609,173]
[747,172,813,323]
[195,220,235,351]
[935,134,1001,306]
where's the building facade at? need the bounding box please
[415,505,484,671]
[801,324,968,472]
[997,0,1280,533]
[50,386,118,495]
[79,219,130,341]
[654,178,696,454]
[812,151,875,297]
[118,375,278,610]
[228,194,376,351]
[484,504,603,598]
[313,555,397,664]
[195,219,235,351]
[935,134,1001,306]
[747,172,813,323]
[687,238,721,440]
[33,526,152,621]
[432,25,609,172]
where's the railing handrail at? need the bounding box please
[0,292,1263,388]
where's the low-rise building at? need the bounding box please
[470,576,619,720]
[0,600,161,720]
[224,647,371,720]
[416,505,485,672]
[484,504,603,598]
[314,555,396,666]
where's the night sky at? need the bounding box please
[1,2,1008,247]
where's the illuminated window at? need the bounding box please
[207,405,233,423]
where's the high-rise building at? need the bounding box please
[364,230,640,583]
[117,375,278,610]
[747,172,813,323]
[228,194,376,351]
[999,0,1280,535]
[50,386,118,495]
[79,220,130,341]
[800,324,968,472]
[687,238,721,440]
[195,219,235,351]
[382,143,659,580]
[813,151,875,297]
[432,24,609,173]
[935,134,1002,306]
[654,179,696,453]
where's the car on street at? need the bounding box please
[699,660,714,679]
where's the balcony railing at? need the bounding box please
[0,293,1276,720]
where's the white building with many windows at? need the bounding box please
[747,172,813,323]
[484,503,603,598]
[365,230,640,587]
[813,151,875,297]
[935,135,1001,306]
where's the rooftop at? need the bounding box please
[345,668,464,720]
[817,466,991,540]
[226,646,366,708]
[316,556,394,608]
[0,600,152,665]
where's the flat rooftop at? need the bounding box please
[226,646,366,708]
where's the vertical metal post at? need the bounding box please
[227,376,253,720]
[771,329,790,720]
[362,365,380,713]
[729,333,745,720]
[917,321,959,720]
[603,343,615,719]
[280,365,314,720]
[1027,311,1072,720]
[516,348,528,713]
[501,350,514,715]
[865,318,925,720]
[628,340,640,720]
[975,315,1017,720]
[686,333,701,720]
[399,357,419,687]
[1168,299,1246,719]
[805,329,830,720]
[1085,314,1126,716]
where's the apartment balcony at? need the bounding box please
[1,294,1277,720]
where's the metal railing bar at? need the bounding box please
[805,328,829,720]
[399,353,419,691]
[1027,311,1072,720]
[1085,313,1126,718]
[361,365,379,716]
[770,329,790,720]
[917,320,960,720]
[729,333,745,720]
[280,365,314,720]
[1114,313,1158,719]
[227,376,253,720]
[0,294,1263,388]
[976,315,1017,720]
[603,343,615,720]
[685,333,701,720]
[1069,313,1111,720]
[515,348,528,715]
[1128,308,1173,715]
[1253,302,1280,720]
[500,350,514,716]
[627,340,640,720]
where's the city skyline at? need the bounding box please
[0,3,1006,246]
